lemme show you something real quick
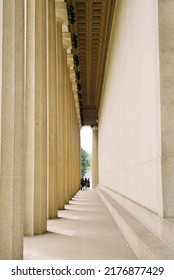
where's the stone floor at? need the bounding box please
[24,189,137,260]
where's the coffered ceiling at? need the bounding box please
[66,0,116,126]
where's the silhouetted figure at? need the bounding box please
[80,178,83,190]
[81,178,86,190]
[84,177,88,190]
[87,178,90,189]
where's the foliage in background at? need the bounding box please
[81,148,91,177]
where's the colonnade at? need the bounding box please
[0,0,81,260]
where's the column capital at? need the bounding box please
[55,1,68,23]
[72,82,77,91]
[63,32,72,51]
[67,53,74,67]
[70,69,76,82]
[92,125,98,131]
[55,1,69,32]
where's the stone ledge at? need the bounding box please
[97,185,174,250]
[97,186,174,259]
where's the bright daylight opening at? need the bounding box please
[80,126,92,189]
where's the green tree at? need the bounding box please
[81,148,91,177]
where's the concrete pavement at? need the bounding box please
[24,189,137,260]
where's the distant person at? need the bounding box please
[87,178,90,189]
[81,178,86,190]
[80,178,83,190]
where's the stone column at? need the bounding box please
[74,113,81,194]
[71,98,76,195]
[77,122,81,191]
[67,68,74,198]
[71,86,81,194]
[71,89,81,195]
[47,0,58,219]
[159,0,174,217]
[56,20,65,210]
[92,127,98,188]
[56,1,71,208]
[0,0,24,259]
[63,47,70,203]
[69,81,74,196]
[24,0,47,235]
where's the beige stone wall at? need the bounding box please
[98,0,163,215]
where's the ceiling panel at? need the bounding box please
[66,0,116,126]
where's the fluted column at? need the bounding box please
[56,1,72,208]
[68,73,74,198]
[24,0,47,235]
[74,113,81,193]
[63,47,70,203]
[77,122,81,190]
[56,20,65,209]
[70,84,73,197]
[72,90,81,195]
[47,0,58,219]
[71,97,76,195]
[92,127,98,188]
[0,0,24,259]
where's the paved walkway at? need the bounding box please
[24,189,137,260]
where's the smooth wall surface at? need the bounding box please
[159,0,174,217]
[98,0,163,215]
